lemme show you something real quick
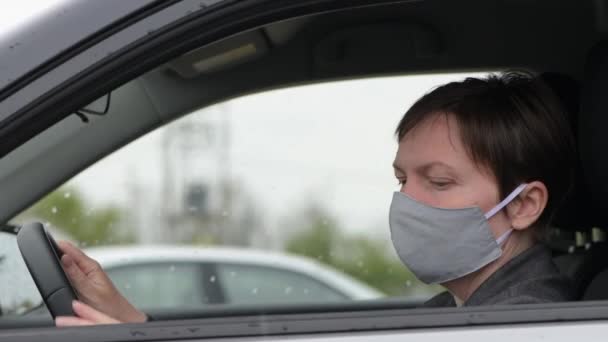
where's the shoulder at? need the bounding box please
[467,245,576,306]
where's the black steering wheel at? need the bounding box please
[17,222,77,318]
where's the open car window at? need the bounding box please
[6,72,491,317]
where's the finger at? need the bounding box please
[72,300,120,324]
[61,254,91,293]
[58,241,100,275]
[55,316,95,327]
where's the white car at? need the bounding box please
[86,246,384,311]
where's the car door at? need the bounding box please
[1,0,608,342]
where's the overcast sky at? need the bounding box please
[64,73,488,246]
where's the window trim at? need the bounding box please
[4,300,608,341]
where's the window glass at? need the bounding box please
[0,231,41,316]
[105,263,206,311]
[217,263,346,304]
[12,72,488,315]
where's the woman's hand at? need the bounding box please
[56,300,121,326]
[56,241,147,325]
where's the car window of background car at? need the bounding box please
[217,263,347,304]
[10,72,490,315]
[106,263,206,311]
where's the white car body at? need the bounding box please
[86,245,384,304]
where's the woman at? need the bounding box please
[55,72,576,326]
[390,72,576,306]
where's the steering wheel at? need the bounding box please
[17,222,77,318]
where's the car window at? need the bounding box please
[216,263,346,305]
[105,263,207,311]
[10,72,489,316]
[0,231,41,316]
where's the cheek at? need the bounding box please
[437,178,500,211]
[486,211,513,238]
[472,181,510,237]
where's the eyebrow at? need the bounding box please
[392,161,457,174]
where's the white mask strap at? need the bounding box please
[484,183,527,219]
[496,229,513,245]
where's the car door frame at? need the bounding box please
[3,0,608,341]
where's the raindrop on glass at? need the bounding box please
[209,275,216,283]
[230,271,236,277]
[251,288,258,295]
[284,286,292,294]
[64,192,71,198]
[51,207,58,214]
[169,265,176,272]
[125,283,132,290]
[405,280,412,288]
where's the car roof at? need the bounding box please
[0,0,157,94]
[85,245,384,300]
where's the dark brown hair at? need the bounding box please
[395,72,576,231]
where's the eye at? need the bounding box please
[429,179,453,190]
[396,177,406,186]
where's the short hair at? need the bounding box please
[395,71,576,232]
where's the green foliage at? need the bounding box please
[18,187,132,246]
[285,206,425,296]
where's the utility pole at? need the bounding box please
[161,126,174,243]
[218,103,232,244]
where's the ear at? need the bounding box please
[505,181,548,230]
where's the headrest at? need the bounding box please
[540,72,591,230]
[579,41,608,227]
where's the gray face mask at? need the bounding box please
[389,184,527,284]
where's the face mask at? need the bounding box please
[389,184,527,284]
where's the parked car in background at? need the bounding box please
[87,246,384,311]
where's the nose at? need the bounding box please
[400,180,416,197]
[400,180,426,204]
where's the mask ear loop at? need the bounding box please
[484,183,528,219]
[495,229,513,245]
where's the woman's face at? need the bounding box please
[393,113,512,236]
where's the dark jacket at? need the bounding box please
[424,244,576,307]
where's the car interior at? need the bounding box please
[2,0,608,332]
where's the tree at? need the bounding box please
[17,187,133,246]
[284,205,426,296]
